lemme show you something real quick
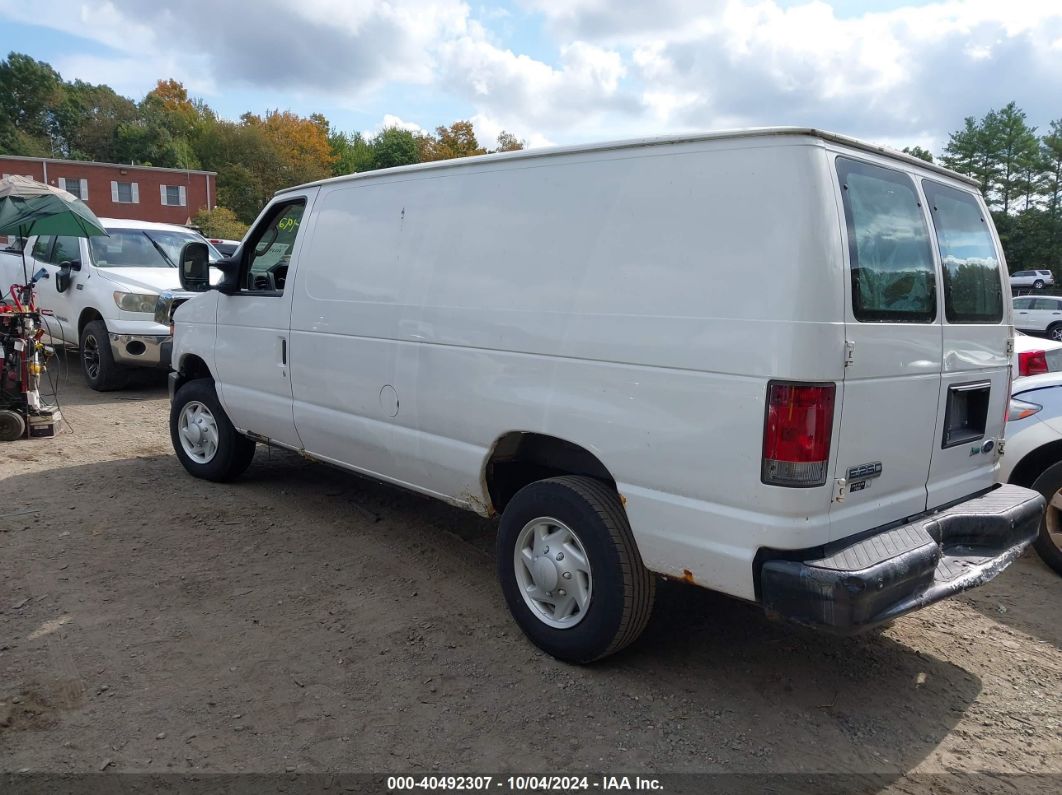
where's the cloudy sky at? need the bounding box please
[1,0,1060,153]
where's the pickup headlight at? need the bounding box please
[113,291,159,313]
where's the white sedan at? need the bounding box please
[1013,295,1062,340]
[1001,372,1062,575]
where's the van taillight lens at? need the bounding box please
[1018,350,1048,377]
[762,381,836,487]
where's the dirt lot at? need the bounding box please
[1,357,1060,792]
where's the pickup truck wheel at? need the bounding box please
[170,379,256,482]
[1030,462,1062,576]
[496,476,655,663]
[80,320,128,391]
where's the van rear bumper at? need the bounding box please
[758,484,1044,633]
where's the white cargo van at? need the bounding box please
[165,128,1043,663]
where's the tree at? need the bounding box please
[329,130,374,175]
[370,127,419,169]
[53,80,138,162]
[942,115,1000,197]
[418,120,485,162]
[902,145,933,163]
[494,131,525,152]
[192,206,248,240]
[244,109,336,186]
[985,102,1040,214]
[0,52,63,155]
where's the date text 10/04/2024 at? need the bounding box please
[386,776,664,791]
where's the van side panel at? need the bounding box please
[290,138,845,600]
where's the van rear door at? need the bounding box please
[829,155,943,539]
[921,180,1010,509]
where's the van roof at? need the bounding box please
[279,126,979,195]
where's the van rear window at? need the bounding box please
[837,158,936,323]
[922,180,1003,324]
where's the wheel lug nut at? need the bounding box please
[556,552,564,561]
[543,546,549,553]
[562,571,572,579]
[558,589,566,596]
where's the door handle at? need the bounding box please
[280,337,287,365]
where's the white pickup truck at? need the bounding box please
[0,219,221,390]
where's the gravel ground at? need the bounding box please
[1,356,1060,793]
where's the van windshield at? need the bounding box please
[837,157,936,323]
[90,229,221,268]
[922,180,1004,323]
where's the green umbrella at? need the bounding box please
[0,175,108,286]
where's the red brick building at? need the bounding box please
[0,155,216,228]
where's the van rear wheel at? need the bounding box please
[170,378,256,482]
[496,476,655,663]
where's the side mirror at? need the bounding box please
[55,261,74,293]
[177,242,211,292]
[215,257,241,295]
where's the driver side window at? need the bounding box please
[242,200,306,294]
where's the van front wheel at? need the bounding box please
[496,476,655,663]
[170,378,256,482]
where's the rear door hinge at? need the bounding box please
[1005,337,1015,356]
[844,339,856,367]
[833,477,847,502]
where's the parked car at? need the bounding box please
[0,218,222,390]
[1013,294,1062,339]
[1001,373,1062,575]
[1010,269,1055,289]
[208,238,241,257]
[1013,331,1062,378]
[165,128,1042,663]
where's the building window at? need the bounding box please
[59,177,88,200]
[160,184,186,207]
[111,181,139,204]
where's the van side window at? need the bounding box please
[837,158,936,323]
[921,180,1003,324]
[242,200,306,294]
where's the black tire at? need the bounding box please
[496,476,655,663]
[1029,462,1062,576]
[80,319,128,391]
[0,409,26,441]
[169,378,256,482]
[1049,324,1062,343]
[1034,279,1045,289]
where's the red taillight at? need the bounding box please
[762,381,836,487]
[1018,350,1048,377]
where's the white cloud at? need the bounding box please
[3,0,1061,153]
[376,114,427,135]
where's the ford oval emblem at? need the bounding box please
[981,439,995,455]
